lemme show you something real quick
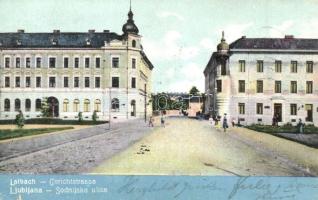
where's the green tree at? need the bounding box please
[78,112,83,122]
[15,110,25,128]
[92,110,98,123]
[189,86,200,96]
[40,97,50,117]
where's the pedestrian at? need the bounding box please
[223,113,228,132]
[148,116,154,127]
[161,115,165,127]
[231,118,235,127]
[297,118,304,134]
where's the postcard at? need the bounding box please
[0,0,317,199]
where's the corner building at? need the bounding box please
[204,33,318,125]
[0,8,153,120]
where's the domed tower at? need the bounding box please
[217,31,229,59]
[122,3,139,35]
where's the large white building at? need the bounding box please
[0,8,153,121]
[204,33,318,125]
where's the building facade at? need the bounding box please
[0,8,153,121]
[204,33,318,125]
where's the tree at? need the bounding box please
[189,86,200,96]
[92,110,98,123]
[78,112,83,122]
[40,97,50,117]
[15,110,25,128]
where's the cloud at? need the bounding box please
[157,11,184,21]
[143,30,199,61]
[263,20,294,37]
[216,22,253,43]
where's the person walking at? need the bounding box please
[223,113,228,132]
[297,118,304,134]
[161,114,165,127]
[148,116,154,127]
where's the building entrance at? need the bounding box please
[274,103,282,122]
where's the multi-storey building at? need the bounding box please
[0,8,154,121]
[204,33,318,125]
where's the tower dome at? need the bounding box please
[122,5,139,35]
[217,31,229,52]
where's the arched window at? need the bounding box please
[35,99,41,111]
[15,99,21,111]
[25,99,31,112]
[84,99,90,112]
[131,100,136,116]
[94,99,101,112]
[63,99,69,112]
[73,99,80,112]
[132,40,136,48]
[111,98,119,112]
[4,99,10,111]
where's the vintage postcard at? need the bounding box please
[0,0,317,199]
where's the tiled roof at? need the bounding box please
[230,37,318,50]
[0,31,122,48]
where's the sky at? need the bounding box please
[1,0,318,93]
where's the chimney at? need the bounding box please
[103,30,110,33]
[88,29,95,33]
[53,30,60,33]
[17,29,24,33]
[285,35,294,39]
[241,36,246,39]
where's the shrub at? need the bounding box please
[78,112,83,122]
[92,111,98,123]
[15,110,25,128]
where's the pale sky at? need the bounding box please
[1,0,318,92]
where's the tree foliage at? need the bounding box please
[189,86,200,96]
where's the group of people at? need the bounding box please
[148,114,166,128]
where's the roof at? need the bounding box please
[230,37,318,50]
[0,32,122,48]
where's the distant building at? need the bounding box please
[204,32,318,125]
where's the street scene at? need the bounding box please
[0,0,318,178]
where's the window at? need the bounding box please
[49,77,56,88]
[36,57,41,68]
[221,62,226,75]
[25,77,31,88]
[275,81,281,93]
[291,61,297,73]
[256,103,263,115]
[112,77,119,88]
[94,99,101,112]
[5,77,10,87]
[15,99,21,111]
[238,80,245,93]
[216,80,222,92]
[15,77,20,88]
[111,98,119,112]
[36,77,41,88]
[63,99,69,112]
[112,57,119,68]
[5,57,10,68]
[257,60,263,72]
[239,60,245,72]
[256,80,263,93]
[16,57,20,68]
[25,99,31,112]
[132,40,136,47]
[306,61,313,73]
[290,104,297,115]
[85,57,90,68]
[306,81,313,94]
[238,103,245,114]
[131,77,136,88]
[64,77,69,88]
[132,58,136,69]
[64,57,69,68]
[49,57,56,68]
[290,81,297,93]
[73,99,80,112]
[83,99,90,112]
[95,57,100,68]
[275,60,282,73]
[85,77,90,88]
[35,99,41,111]
[4,99,10,111]
[26,57,31,68]
[74,57,79,68]
[74,77,79,88]
[95,77,100,88]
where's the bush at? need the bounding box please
[15,111,25,128]
[78,112,83,122]
[92,111,98,123]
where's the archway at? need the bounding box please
[48,97,59,117]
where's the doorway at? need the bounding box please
[274,103,282,122]
[48,97,59,117]
[305,104,313,122]
[131,100,136,117]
